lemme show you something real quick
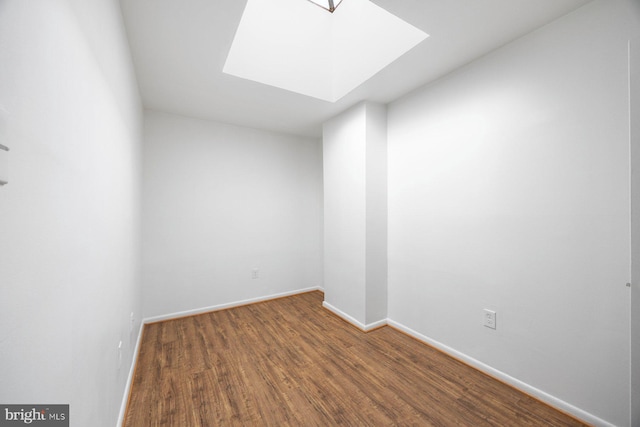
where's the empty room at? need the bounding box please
[1,0,640,426]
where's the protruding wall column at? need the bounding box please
[322,102,387,330]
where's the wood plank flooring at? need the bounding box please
[124,291,586,426]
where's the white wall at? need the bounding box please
[142,110,323,318]
[364,103,387,325]
[323,104,368,323]
[0,0,142,426]
[323,102,387,328]
[387,1,638,425]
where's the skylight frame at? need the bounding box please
[223,0,429,102]
[307,0,343,13]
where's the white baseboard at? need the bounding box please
[322,301,388,332]
[143,286,323,324]
[387,319,614,427]
[116,321,144,427]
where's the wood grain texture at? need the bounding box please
[124,291,586,426]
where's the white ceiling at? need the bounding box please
[120,0,593,137]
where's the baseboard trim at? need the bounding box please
[322,301,388,332]
[143,286,323,324]
[387,319,614,427]
[116,321,144,427]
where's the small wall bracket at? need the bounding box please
[0,143,9,186]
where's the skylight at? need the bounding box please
[223,0,428,102]
[307,0,343,13]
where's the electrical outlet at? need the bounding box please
[130,312,135,334]
[483,309,496,329]
[251,269,259,279]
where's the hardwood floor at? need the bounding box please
[124,291,586,426]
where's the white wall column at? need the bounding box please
[322,102,387,329]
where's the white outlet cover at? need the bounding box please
[483,309,497,329]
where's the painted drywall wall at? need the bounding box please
[387,1,638,425]
[364,103,388,325]
[0,0,142,426]
[323,102,387,327]
[323,103,368,325]
[142,110,323,318]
